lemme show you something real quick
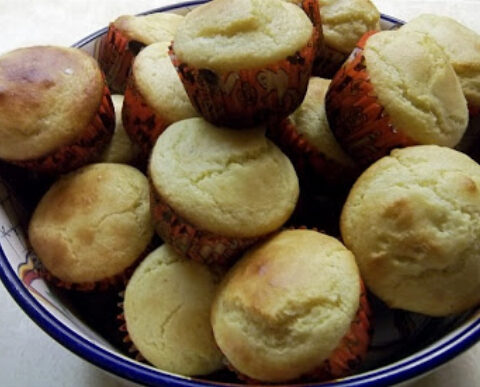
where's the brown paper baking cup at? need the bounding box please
[325,31,417,167]
[229,279,371,384]
[98,23,145,93]
[149,184,261,265]
[123,75,172,157]
[169,31,317,128]
[268,118,359,189]
[117,292,146,362]
[8,83,115,175]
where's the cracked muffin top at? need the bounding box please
[364,30,468,147]
[211,229,361,382]
[149,117,299,238]
[341,145,480,316]
[28,163,154,284]
[123,244,224,375]
[172,0,313,72]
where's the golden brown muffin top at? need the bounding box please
[173,0,313,71]
[341,145,480,316]
[113,13,184,45]
[29,163,153,284]
[401,14,480,106]
[149,117,299,238]
[211,229,360,382]
[0,46,104,160]
[365,30,468,147]
[132,42,198,123]
[319,0,380,53]
[124,244,224,375]
[289,77,355,167]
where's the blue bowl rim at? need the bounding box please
[0,1,479,386]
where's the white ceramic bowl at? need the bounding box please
[0,1,479,386]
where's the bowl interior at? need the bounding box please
[0,1,479,386]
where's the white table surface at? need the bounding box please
[0,1,479,386]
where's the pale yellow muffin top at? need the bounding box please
[319,0,380,53]
[29,163,154,284]
[99,94,140,164]
[365,30,468,147]
[173,0,313,72]
[132,42,198,124]
[113,13,184,45]
[0,46,104,161]
[289,77,355,167]
[211,229,361,382]
[341,145,480,316]
[124,244,224,376]
[149,117,299,238]
[401,14,480,107]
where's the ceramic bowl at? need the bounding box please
[0,1,479,386]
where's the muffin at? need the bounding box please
[268,77,357,190]
[170,0,317,128]
[99,94,140,164]
[122,42,199,156]
[326,30,469,167]
[29,163,154,290]
[0,46,115,174]
[211,229,371,383]
[341,145,480,316]
[315,0,380,77]
[401,14,480,116]
[98,13,184,93]
[123,244,224,375]
[149,117,299,264]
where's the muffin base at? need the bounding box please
[268,117,358,190]
[169,31,317,128]
[325,31,417,166]
[149,184,262,265]
[123,75,172,157]
[98,23,146,93]
[7,84,115,174]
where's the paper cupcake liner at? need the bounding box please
[325,31,417,167]
[313,45,349,79]
[468,103,480,117]
[8,84,115,174]
[169,31,317,128]
[149,184,262,265]
[117,292,147,362]
[123,75,171,157]
[228,279,372,384]
[268,118,359,190]
[98,23,145,93]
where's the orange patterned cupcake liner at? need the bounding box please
[8,83,115,175]
[149,183,262,266]
[117,292,146,362]
[169,30,317,128]
[98,23,145,93]
[325,31,417,167]
[229,280,372,384]
[268,118,359,189]
[123,75,172,157]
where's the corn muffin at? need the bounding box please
[98,13,184,92]
[326,30,469,167]
[0,46,114,174]
[170,0,316,127]
[99,94,140,164]
[401,14,480,115]
[29,163,154,290]
[211,229,371,383]
[123,244,224,375]
[149,117,299,264]
[268,77,357,189]
[315,0,380,77]
[341,145,480,316]
[122,42,198,156]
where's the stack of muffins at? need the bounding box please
[0,0,480,384]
